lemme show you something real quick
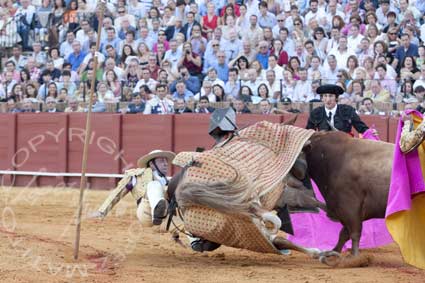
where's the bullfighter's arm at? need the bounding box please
[399,119,425,153]
[351,111,369,134]
[97,176,132,217]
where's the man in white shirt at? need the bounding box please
[356,37,373,66]
[307,55,325,80]
[292,68,313,102]
[117,30,138,57]
[60,31,76,58]
[258,1,276,28]
[326,27,341,54]
[114,8,137,29]
[103,58,125,81]
[267,55,284,81]
[324,0,344,32]
[164,39,183,71]
[279,27,296,57]
[265,70,281,103]
[134,68,158,93]
[413,64,425,90]
[8,45,27,71]
[304,0,326,28]
[222,30,242,61]
[327,36,355,70]
[241,69,262,96]
[272,14,288,39]
[81,42,106,70]
[76,20,97,45]
[136,27,155,50]
[242,15,264,49]
[376,0,395,27]
[144,84,174,114]
[100,17,117,41]
[347,24,364,51]
[323,55,339,84]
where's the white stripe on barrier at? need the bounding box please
[0,170,124,178]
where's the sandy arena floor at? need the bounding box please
[0,187,424,283]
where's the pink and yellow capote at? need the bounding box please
[386,110,425,269]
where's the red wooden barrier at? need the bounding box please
[283,113,309,128]
[388,117,400,143]
[173,114,213,153]
[357,115,389,141]
[121,114,173,172]
[236,114,283,128]
[67,113,121,188]
[0,113,406,189]
[14,113,68,187]
[0,114,16,186]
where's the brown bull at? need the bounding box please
[304,131,394,256]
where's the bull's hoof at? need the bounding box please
[318,251,341,267]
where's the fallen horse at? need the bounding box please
[172,121,339,265]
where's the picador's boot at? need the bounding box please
[147,181,168,225]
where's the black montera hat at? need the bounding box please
[316,84,344,97]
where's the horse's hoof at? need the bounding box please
[261,212,281,234]
[306,248,322,259]
[318,251,341,267]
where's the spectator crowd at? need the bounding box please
[1,0,425,114]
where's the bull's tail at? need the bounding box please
[176,181,256,216]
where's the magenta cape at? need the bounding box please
[386,110,425,217]
[287,181,393,250]
[287,130,393,250]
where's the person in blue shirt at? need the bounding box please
[101,28,121,56]
[67,40,86,72]
[392,33,419,71]
[172,81,194,102]
[88,94,106,113]
[126,93,146,114]
[169,66,201,94]
[211,51,230,83]
[256,41,271,69]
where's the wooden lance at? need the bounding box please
[73,0,106,260]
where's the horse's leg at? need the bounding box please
[272,236,340,263]
[333,226,350,253]
[250,203,282,234]
[273,236,320,255]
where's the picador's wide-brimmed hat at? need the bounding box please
[316,84,344,97]
[137,150,176,168]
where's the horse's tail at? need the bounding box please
[176,181,256,216]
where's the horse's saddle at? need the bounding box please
[174,121,314,254]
